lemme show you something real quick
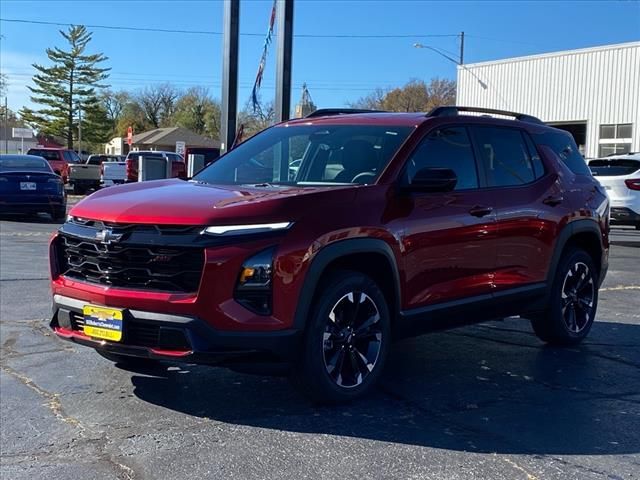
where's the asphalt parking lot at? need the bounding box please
[1,211,639,480]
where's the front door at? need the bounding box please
[395,125,498,310]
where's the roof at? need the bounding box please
[131,127,220,148]
[459,41,640,69]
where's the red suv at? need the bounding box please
[49,107,609,402]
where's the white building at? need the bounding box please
[456,42,640,159]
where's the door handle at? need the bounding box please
[469,205,493,217]
[542,195,563,206]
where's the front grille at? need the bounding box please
[55,233,205,293]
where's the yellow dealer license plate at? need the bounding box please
[83,305,123,342]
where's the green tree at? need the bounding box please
[20,25,110,149]
[171,87,221,140]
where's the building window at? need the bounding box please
[599,123,632,157]
[599,144,631,157]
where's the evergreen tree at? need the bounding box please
[20,25,110,149]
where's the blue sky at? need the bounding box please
[1,0,639,112]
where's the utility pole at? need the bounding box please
[77,103,82,158]
[220,0,240,154]
[459,31,465,65]
[275,0,294,122]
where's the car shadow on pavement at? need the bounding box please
[129,319,640,456]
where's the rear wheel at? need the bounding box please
[292,270,390,403]
[530,248,598,345]
[52,205,66,221]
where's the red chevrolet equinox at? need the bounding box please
[49,107,609,403]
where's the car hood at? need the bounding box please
[70,179,357,225]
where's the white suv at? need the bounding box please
[589,153,640,229]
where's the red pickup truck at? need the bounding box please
[124,151,186,182]
[26,148,82,183]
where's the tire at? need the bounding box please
[52,205,67,221]
[635,223,640,230]
[96,350,160,368]
[530,248,599,345]
[292,270,391,404]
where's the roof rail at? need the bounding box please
[305,108,386,118]
[427,106,544,125]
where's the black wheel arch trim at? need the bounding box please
[292,238,401,331]
[546,219,606,290]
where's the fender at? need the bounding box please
[292,238,401,331]
[545,218,605,292]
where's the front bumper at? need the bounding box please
[51,294,301,364]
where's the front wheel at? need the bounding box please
[530,248,598,345]
[292,270,391,404]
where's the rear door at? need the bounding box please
[397,125,498,308]
[471,126,570,290]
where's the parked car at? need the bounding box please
[124,151,186,182]
[49,106,609,403]
[588,153,640,229]
[68,156,101,194]
[0,154,66,220]
[97,155,127,187]
[26,148,81,183]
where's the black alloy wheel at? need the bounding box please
[293,270,390,403]
[322,291,383,388]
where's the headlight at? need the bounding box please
[202,222,292,236]
[235,247,275,315]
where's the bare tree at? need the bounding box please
[137,83,180,128]
[350,78,456,113]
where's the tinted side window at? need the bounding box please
[523,133,545,179]
[63,151,81,163]
[406,127,478,190]
[533,131,590,175]
[473,127,536,187]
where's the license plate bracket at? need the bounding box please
[83,305,124,342]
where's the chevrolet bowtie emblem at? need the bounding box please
[95,228,123,244]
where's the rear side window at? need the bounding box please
[63,151,81,163]
[588,159,640,177]
[406,126,479,190]
[473,127,540,187]
[533,131,591,175]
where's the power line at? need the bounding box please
[0,18,459,39]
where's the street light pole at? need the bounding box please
[460,31,465,65]
[413,42,487,89]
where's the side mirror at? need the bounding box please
[407,167,457,192]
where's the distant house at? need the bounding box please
[105,127,220,155]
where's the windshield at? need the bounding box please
[589,158,640,177]
[193,124,413,186]
[0,155,52,171]
[27,149,60,161]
